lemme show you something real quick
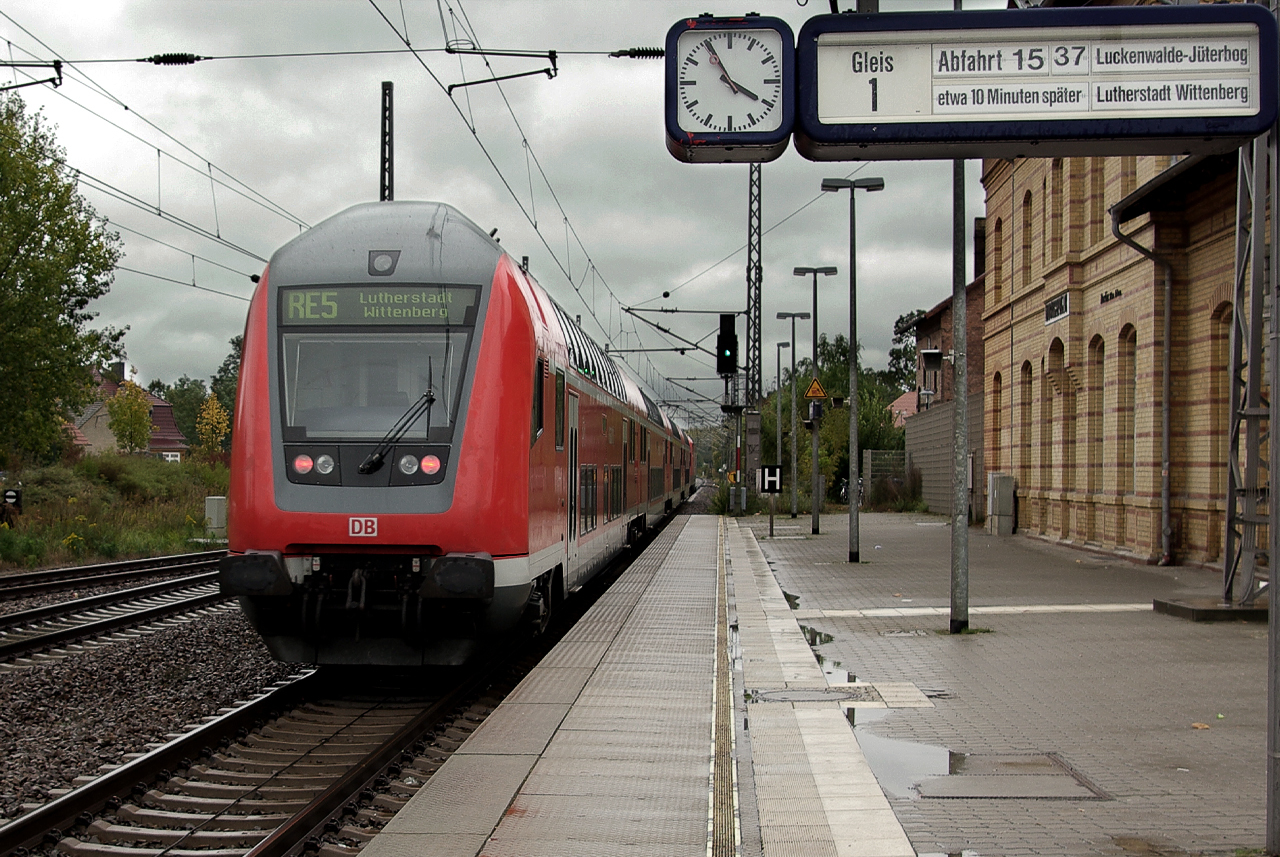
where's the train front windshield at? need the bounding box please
[277,284,478,442]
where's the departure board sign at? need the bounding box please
[278,285,479,326]
[795,5,1278,161]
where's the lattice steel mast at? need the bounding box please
[746,163,763,405]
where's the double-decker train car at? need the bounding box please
[219,201,694,665]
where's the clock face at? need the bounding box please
[676,28,785,134]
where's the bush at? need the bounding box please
[0,453,225,569]
[863,465,927,513]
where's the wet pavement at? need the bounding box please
[737,511,1267,857]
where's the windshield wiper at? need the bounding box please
[359,366,436,475]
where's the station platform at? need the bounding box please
[362,511,1268,857]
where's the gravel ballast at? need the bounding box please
[0,608,295,823]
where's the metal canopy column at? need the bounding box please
[1223,132,1275,607]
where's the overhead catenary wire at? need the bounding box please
[0,121,268,263]
[439,0,690,409]
[368,0,683,409]
[115,265,251,302]
[0,11,310,229]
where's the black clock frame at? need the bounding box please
[665,14,797,164]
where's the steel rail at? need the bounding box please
[0,671,322,856]
[0,551,225,599]
[0,571,219,630]
[0,586,228,661]
[243,662,498,857]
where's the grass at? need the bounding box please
[0,453,228,569]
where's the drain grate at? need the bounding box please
[748,685,883,704]
[917,753,1111,800]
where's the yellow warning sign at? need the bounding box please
[804,378,828,400]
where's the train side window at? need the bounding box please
[555,370,565,449]
[531,357,544,445]
[641,427,648,462]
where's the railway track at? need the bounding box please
[0,512,686,857]
[0,573,227,664]
[0,662,515,857]
[0,552,225,602]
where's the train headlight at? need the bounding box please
[398,454,419,475]
[315,454,336,475]
[421,455,442,475]
[293,454,314,475]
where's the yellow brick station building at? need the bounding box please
[981,152,1237,566]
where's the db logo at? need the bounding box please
[349,517,378,537]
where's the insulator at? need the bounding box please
[610,47,664,59]
[144,53,204,65]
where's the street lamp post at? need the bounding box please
[821,176,885,564]
[776,340,790,473]
[772,341,790,538]
[777,311,809,519]
[793,266,837,535]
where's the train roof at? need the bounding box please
[268,201,502,288]
[541,294,680,438]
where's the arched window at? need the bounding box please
[1021,190,1034,289]
[1118,326,1137,494]
[1050,159,1064,261]
[1089,158,1106,245]
[1087,335,1105,493]
[991,372,1003,472]
[1020,361,1033,487]
[992,218,1004,305]
[1210,304,1232,501]
[1121,156,1138,198]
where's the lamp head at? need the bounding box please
[853,177,886,192]
[821,178,852,192]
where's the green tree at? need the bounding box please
[880,308,925,393]
[0,95,124,464]
[148,374,207,446]
[760,332,904,502]
[210,335,242,449]
[106,380,152,454]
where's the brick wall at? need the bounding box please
[981,154,1235,566]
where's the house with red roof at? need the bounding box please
[71,363,189,461]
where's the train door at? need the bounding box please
[567,393,579,583]
[622,418,629,511]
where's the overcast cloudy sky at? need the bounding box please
[4,0,994,427]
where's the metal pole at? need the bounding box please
[812,272,821,535]
[791,318,799,518]
[1266,119,1280,856]
[848,189,860,563]
[949,157,969,634]
[777,347,783,472]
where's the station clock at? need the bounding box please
[665,14,795,163]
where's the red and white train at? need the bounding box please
[219,201,695,665]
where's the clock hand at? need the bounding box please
[703,42,743,95]
[721,75,760,101]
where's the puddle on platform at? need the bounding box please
[782,590,800,610]
[729,622,741,673]
[844,708,961,799]
[821,663,849,683]
[799,624,833,646]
